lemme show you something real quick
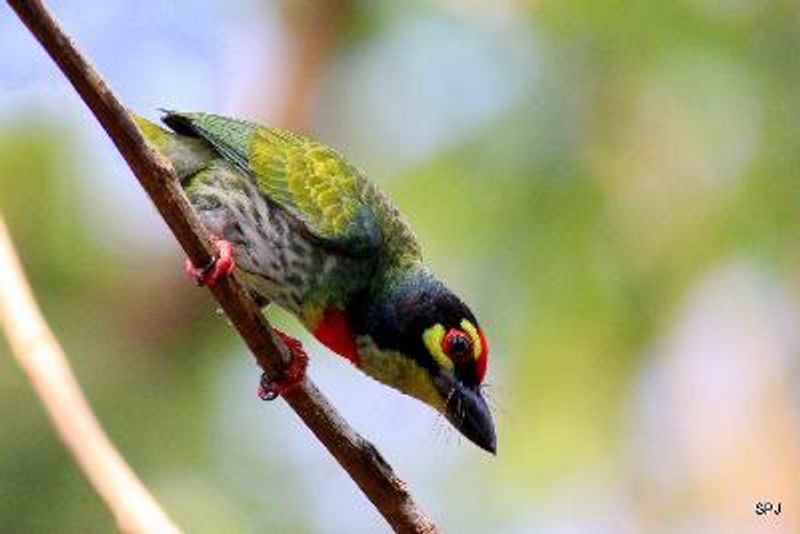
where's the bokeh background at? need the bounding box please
[2,0,800,532]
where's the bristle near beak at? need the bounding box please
[434,374,497,454]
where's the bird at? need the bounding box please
[134,111,496,454]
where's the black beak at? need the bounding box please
[435,374,497,454]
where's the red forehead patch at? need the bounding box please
[476,328,488,383]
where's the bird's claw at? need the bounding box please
[257,330,309,400]
[185,239,235,287]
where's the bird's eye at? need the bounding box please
[443,329,472,364]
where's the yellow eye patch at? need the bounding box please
[422,323,453,371]
[460,319,482,360]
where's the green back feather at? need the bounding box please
[160,112,421,264]
[132,114,215,180]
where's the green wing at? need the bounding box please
[133,114,216,180]
[161,111,420,261]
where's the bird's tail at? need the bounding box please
[131,112,216,181]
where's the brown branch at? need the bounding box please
[0,216,182,534]
[6,1,439,532]
[276,0,350,131]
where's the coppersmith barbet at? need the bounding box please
[135,111,496,453]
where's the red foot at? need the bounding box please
[258,329,309,400]
[185,239,235,287]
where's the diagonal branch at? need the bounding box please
[6,1,438,532]
[0,216,182,534]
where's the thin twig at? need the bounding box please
[0,216,182,534]
[6,1,438,532]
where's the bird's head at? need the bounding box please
[357,269,496,453]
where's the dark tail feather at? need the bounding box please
[160,109,201,138]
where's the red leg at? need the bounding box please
[258,329,309,400]
[185,238,235,287]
